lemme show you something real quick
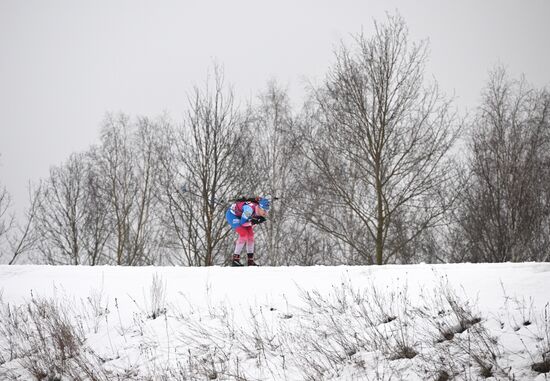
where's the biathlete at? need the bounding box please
[225,197,270,266]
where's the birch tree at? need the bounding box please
[301,14,459,265]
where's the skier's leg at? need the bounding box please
[246,228,257,266]
[232,226,248,266]
[245,228,254,254]
[234,237,246,255]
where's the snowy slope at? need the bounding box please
[0,263,549,380]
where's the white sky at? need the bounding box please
[1,0,549,215]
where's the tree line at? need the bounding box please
[1,14,549,266]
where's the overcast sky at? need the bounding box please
[1,0,549,215]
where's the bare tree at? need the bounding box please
[95,113,137,264]
[31,150,116,265]
[129,116,166,264]
[156,125,201,266]
[93,113,165,265]
[0,184,14,246]
[455,68,550,262]
[80,156,111,265]
[249,81,303,265]
[300,14,459,265]
[0,154,15,261]
[7,183,39,265]
[158,66,247,266]
[33,154,88,264]
[25,114,166,266]
[0,181,15,262]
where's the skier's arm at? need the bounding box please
[238,204,254,226]
[250,216,266,225]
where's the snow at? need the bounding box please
[0,263,549,380]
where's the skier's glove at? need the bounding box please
[250,216,266,225]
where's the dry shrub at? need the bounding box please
[0,295,110,381]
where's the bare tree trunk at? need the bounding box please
[375,165,384,265]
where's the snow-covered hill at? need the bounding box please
[0,263,549,380]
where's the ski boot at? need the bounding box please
[232,254,243,267]
[247,253,258,266]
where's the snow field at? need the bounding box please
[0,263,549,380]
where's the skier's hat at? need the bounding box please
[258,197,270,211]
